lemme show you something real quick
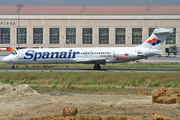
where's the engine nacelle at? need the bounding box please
[114,51,138,59]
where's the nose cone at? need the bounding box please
[3,56,11,63]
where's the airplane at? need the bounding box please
[3,28,173,70]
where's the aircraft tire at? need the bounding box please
[98,64,101,70]
[11,66,15,69]
[94,64,101,70]
[94,65,97,70]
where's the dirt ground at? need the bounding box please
[0,93,180,120]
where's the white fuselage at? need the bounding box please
[3,47,162,65]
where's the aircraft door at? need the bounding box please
[18,50,23,59]
[113,51,115,57]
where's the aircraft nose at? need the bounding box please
[3,56,11,63]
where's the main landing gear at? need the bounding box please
[11,64,15,69]
[94,64,101,70]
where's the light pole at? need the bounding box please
[15,4,23,50]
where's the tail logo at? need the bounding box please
[147,38,161,46]
[124,53,129,56]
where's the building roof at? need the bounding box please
[0,5,180,15]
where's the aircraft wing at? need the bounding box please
[75,58,106,64]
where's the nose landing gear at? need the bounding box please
[11,64,15,69]
[94,64,101,70]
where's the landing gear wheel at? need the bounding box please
[94,65,98,70]
[11,66,15,69]
[11,64,15,69]
[94,64,101,70]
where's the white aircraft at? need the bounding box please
[3,28,173,69]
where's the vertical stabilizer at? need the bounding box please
[137,28,174,49]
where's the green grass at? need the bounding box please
[0,71,180,89]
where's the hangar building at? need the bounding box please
[0,5,179,55]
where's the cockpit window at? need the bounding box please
[12,51,17,55]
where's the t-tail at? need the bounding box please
[137,28,174,50]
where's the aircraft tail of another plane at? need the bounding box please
[137,28,174,50]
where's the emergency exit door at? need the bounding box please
[18,50,23,59]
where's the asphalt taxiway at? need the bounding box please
[0,67,179,72]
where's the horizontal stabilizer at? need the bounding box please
[154,28,174,34]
